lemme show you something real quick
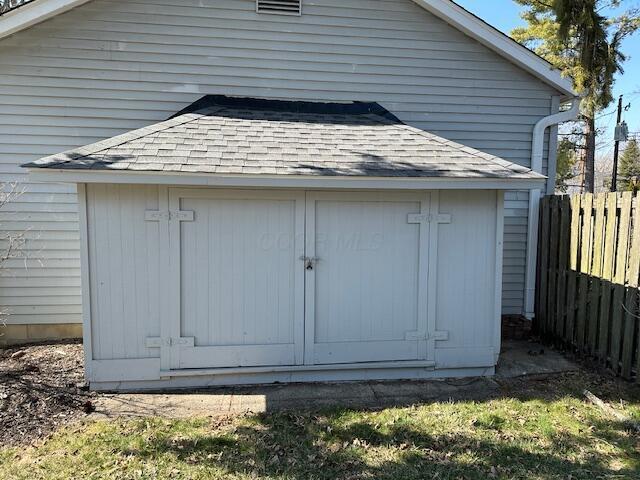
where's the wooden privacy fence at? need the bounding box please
[536,192,640,382]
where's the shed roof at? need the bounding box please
[25,96,544,183]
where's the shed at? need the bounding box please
[26,96,544,390]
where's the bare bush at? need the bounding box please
[0,182,26,335]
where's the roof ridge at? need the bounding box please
[173,95,401,122]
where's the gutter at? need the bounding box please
[524,96,581,319]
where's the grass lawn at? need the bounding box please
[1,374,639,480]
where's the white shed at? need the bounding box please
[26,96,544,390]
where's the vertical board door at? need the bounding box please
[304,191,429,365]
[168,189,305,369]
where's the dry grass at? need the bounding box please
[1,372,639,479]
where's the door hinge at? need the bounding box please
[407,213,452,224]
[144,210,194,222]
[145,337,194,348]
[145,210,169,222]
[431,331,449,341]
[171,210,194,222]
[405,331,428,341]
[145,337,167,348]
[171,337,195,347]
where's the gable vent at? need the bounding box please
[256,0,302,16]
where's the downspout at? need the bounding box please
[523,96,581,319]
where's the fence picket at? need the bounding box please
[598,194,619,361]
[611,193,633,373]
[592,194,606,277]
[547,196,560,337]
[576,194,593,351]
[588,195,606,352]
[621,194,640,378]
[603,193,618,281]
[538,196,551,335]
[536,192,639,382]
[556,197,570,338]
[565,195,582,345]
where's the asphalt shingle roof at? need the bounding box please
[24,97,544,181]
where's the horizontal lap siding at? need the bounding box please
[0,0,558,322]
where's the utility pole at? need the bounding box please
[611,95,624,191]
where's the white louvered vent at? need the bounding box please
[256,0,302,16]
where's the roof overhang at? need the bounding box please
[1,0,577,98]
[412,0,576,98]
[0,0,90,39]
[27,168,546,190]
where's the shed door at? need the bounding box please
[304,192,429,365]
[169,189,305,369]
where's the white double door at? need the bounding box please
[169,189,430,370]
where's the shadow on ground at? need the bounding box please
[113,394,639,480]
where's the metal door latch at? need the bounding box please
[300,256,320,270]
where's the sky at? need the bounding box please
[455,0,640,156]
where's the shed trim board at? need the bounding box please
[28,170,544,190]
[77,184,505,386]
[91,365,495,391]
[0,0,575,98]
[77,182,93,379]
[494,190,505,362]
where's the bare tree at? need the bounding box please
[0,183,26,336]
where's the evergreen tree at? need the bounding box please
[618,139,640,192]
[511,0,639,192]
[556,138,578,192]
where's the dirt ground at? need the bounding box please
[0,341,97,446]
[2,341,639,450]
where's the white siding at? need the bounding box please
[0,0,559,323]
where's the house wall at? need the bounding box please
[0,0,560,327]
[82,184,501,385]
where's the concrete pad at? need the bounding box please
[234,382,374,402]
[496,340,579,378]
[92,341,579,419]
[95,393,235,418]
